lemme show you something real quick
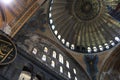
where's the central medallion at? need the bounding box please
[81,2,92,13]
[73,0,101,21]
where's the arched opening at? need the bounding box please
[98,45,120,80]
[18,65,33,80]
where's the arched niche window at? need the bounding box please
[66,42,70,47]
[61,39,65,44]
[68,72,71,79]
[74,77,78,80]
[54,30,58,35]
[58,35,61,40]
[44,47,48,53]
[51,60,55,68]
[32,48,38,55]
[52,51,56,58]
[18,65,34,80]
[50,19,53,24]
[66,61,69,68]
[18,71,42,80]
[59,54,63,64]
[18,71,31,80]
[42,55,46,61]
[71,44,75,50]
[51,25,55,30]
[73,68,77,74]
[60,66,63,73]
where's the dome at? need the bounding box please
[48,0,120,54]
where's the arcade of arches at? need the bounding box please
[0,0,120,80]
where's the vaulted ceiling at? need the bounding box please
[0,0,120,80]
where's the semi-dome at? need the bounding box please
[48,0,120,54]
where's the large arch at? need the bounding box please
[98,44,120,80]
[15,31,91,80]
